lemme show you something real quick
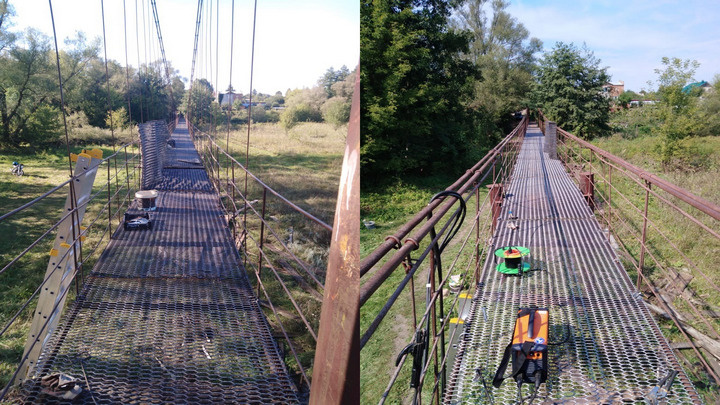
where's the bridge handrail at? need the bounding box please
[538,110,720,221]
[0,140,139,223]
[188,122,332,232]
[360,115,528,303]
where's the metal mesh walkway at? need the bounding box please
[18,120,299,404]
[445,125,700,404]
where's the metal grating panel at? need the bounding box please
[445,126,700,404]
[17,120,299,404]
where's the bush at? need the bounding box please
[280,103,322,130]
[21,105,62,145]
[105,107,129,132]
[321,97,351,128]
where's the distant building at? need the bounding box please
[218,92,240,106]
[682,81,712,94]
[602,81,625,99]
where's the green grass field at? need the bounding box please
[0,131,140,388]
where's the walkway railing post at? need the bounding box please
[231,164,237,241]
[638,181,651,289]
[107,161,112,237]
[608,165,613,236]
[257,187,267,298]
[545,121,557,159]
[581,172,595,211]
[474,180,480,284]
[488,183,503,233]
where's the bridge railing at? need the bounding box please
[0,139,141,395]
[187,122,329,394]
[538,111,720,391]
[360,116,528,404]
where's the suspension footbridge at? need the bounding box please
[361,115,720,404]
[16,120,299,404]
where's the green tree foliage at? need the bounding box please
[531,42,610,139]
[0,29,57,145]
[280,103,322,129]
[280,87,325,129]
[699,75,720,137]
[0,7,183,147]
[361,0,478,178]
[616,90,639,109]
[651,57,703,163]
[454,0,541,131]
[105,107,129,131]
[185,78,215,127]
[319,65,350,98]
[321,97,351,128]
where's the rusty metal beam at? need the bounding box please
[309,65,360,405]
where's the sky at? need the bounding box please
[507,0,720,92]
[11,0,359,95]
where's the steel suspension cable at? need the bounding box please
[243,0,258,256]
[150,0,175,119]
[187,0,203,129]
[47,0,82,299]
[135,0,144,123]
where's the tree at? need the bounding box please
[531,42,610,139]
[616,90,639,109]
[0,29,57,145]
[453,0,542,131]
[361,0,478,178]
[105,107,129,131]
[699,75,720,137]
[185,78,215,127]
[319,65,350,98]
[0,0,16,54]
[321,97,351,128]
[651,57,702,163]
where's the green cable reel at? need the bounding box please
[494,246,530,275]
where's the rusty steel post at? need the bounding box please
[580,172,595,211]
[487,184,503,233]
[107,162,112,238]
[256,187,267,298]
[638,181,651,289]
[231,164,237,242]
[428,246,439,405]
[474,182,480,284]
[309,65,359,405]
[608,166,613,236]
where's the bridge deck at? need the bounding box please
[445,125,700,404]
[19,121,299,403]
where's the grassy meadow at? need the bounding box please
[0,127,140,387]
[589,132,720,400]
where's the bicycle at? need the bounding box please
[11,162,24,176]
